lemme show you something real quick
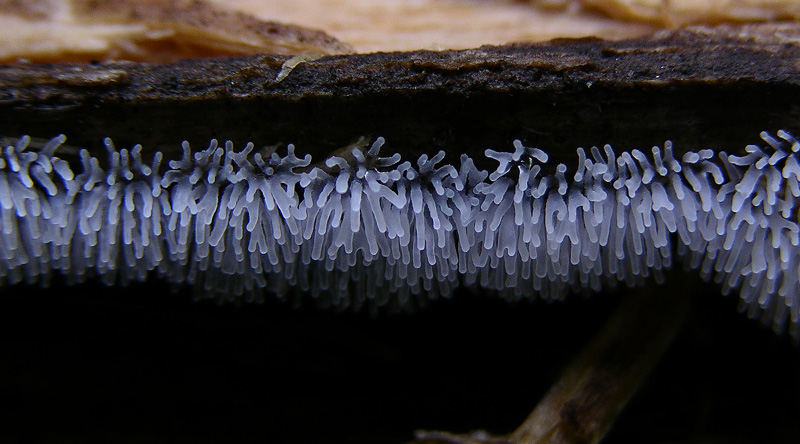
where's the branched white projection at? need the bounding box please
[1,131,798,336]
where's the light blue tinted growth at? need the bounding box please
[1,132,798,337]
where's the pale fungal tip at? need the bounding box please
[0,131,798,336]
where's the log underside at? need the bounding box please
[1,23,799,168]
[0,16,799,444]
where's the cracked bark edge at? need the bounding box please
[0,22,798,167]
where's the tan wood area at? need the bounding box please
[1,0,798,63]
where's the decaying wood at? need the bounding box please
[220,0,657,53]
[0,0,352,63]
[2,1,799,64]
[222,0,800,53]
[534,0,800,26]
[0,22,798,169]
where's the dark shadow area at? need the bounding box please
[0,276,797,443]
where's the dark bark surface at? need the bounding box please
[0,22,799,168]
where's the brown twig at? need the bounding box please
[413,275,691,444]
[508,277,690,443]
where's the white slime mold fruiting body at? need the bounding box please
[1,131,798,336]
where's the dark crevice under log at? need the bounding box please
[0,22,799,169]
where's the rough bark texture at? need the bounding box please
[0,22,798,169]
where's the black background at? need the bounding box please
[1,275,798,444]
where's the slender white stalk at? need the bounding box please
[1,131,798,336]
